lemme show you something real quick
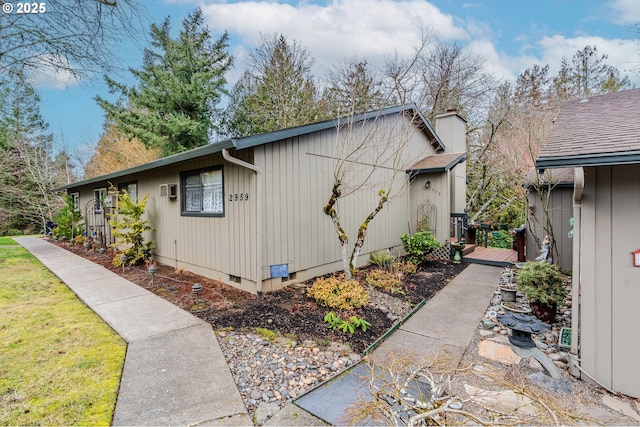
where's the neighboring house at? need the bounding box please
[536,88,640,398]
[56,104,466,295]
[524,167,574,271]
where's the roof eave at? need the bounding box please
[536,151,640,171]
[53,139,236,192]
[406,153,467,175]
[55,103,443,192]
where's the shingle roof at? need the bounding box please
[54,103,442,192]
[407,152,466,174]
[536,88,640,169]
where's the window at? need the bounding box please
[181,167,224,216]
[118,182,138,201]
[94,188,107,213]
[70,192,80,211]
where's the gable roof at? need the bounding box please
[407,152,466,174]
[536,88,640,170]
[55,103,443,192]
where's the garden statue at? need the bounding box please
[535,235,552,264]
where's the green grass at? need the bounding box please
[0,238,126,426]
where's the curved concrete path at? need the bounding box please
[15,237,251,426]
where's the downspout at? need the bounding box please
[222,148,264,298]
[569,167,584,378]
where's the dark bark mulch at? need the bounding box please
[53,241,467,353]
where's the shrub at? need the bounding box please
[109,187,155,266]
[400,230,441,264]
[306,276,369,310]
[370,250,396,269]
[516,262,567,306]
[52,194,83,240]
[366,269,404,295]
[324,311,370,334]
[488,229,513,249]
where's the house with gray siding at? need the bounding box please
[56,104,466,296]
[525,167,574,271]
[536,88,640,398]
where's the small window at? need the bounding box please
[70,192,80,211]
[181,167,224,216]
[118,182,138,201]
[94,188,107,213]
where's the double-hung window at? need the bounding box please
[181,167,224,216]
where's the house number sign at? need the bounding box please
[229,193,249,202]
[633,249,640,267]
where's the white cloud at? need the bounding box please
[195,0,640,90]
[608,0,640,25]
[200,0,469,77]
[28,54,83,89]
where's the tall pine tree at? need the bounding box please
[96,8,232,156]
[223,34,322,137]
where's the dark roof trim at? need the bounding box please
[536,150,640,171]
[234,103,444,151]
[54,103,442,192]
[407,153,467,174]
[53,139,236,191]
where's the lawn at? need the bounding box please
[0,236,126,426]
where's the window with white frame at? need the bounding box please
[94,188,107,213]
[181,167,224,216]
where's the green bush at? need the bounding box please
[400,230,441,264]
[52,194,84,240]
[323,311,370,334]
[109,188,155,266]
[516,262,567,306]
[306,276,369,310]
[488,229,513,249]
[370,250,396,269]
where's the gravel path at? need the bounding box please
[215,287,412,418]
[216,330,360,416]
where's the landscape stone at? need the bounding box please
[477,340,521,365]
[464,384,537,416]
[253,402,281,426]
[527,372,572,394]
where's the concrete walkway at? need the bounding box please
[293,263,502,425]
[371,263,502,366]
[17,236,503,426]
[15,237,251,426]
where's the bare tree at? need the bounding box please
[323,108,428,279]
[0,0,146,79]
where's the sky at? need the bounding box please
[33,0,640,155]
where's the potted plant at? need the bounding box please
[516,261,567,322]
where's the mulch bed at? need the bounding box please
[52,241,468,353]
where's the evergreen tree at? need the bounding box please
[552,45,631,100]
[321,58,386,118]
[223,33,322,137]
[96,8,233,156]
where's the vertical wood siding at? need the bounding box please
[255,114,437,277]
[526,186,574,271]
[580,165,640,398]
